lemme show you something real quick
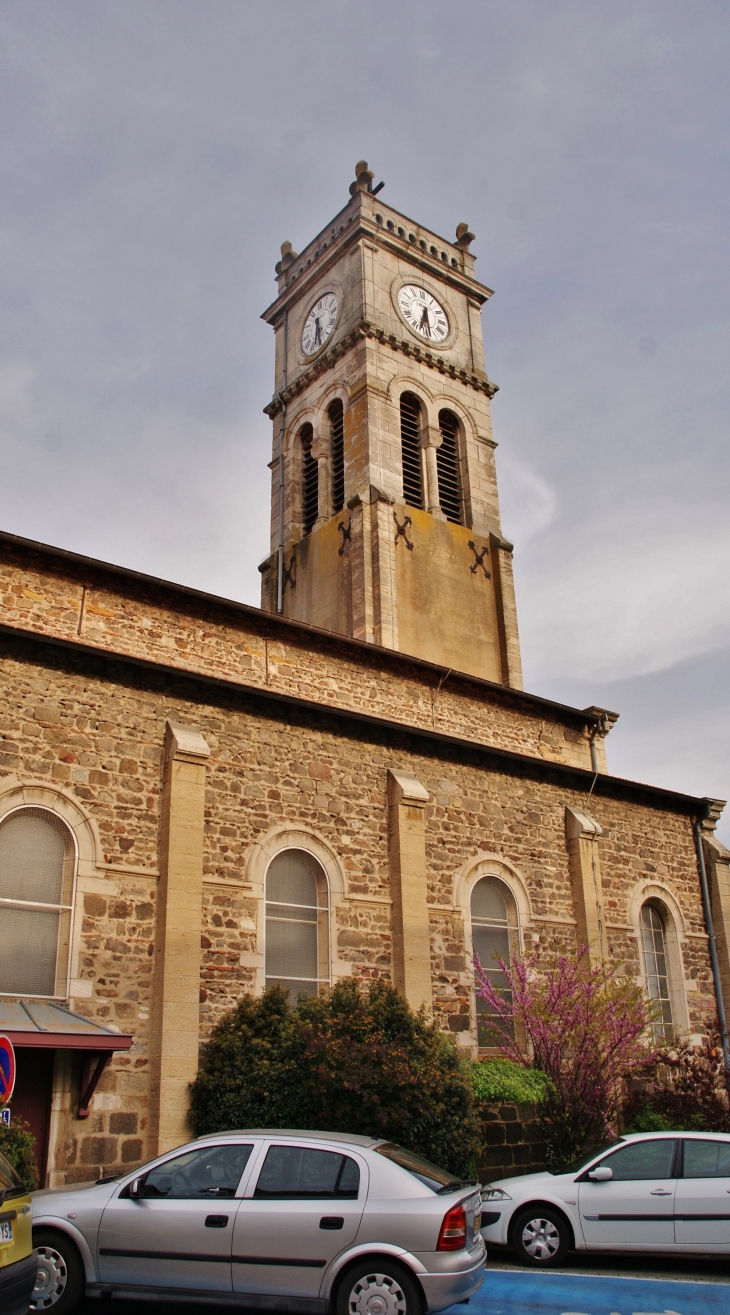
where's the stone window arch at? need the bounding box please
[436,408,464,525]
[399,392,424,510]
[471,875,520,1048]
[0,805,78,998]
[264,849,330,1001]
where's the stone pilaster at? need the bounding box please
[565,806,606,964]
[700,801,730,1014]
[387,769,432,1010]
[490,533,523,690]
[149,720,210,1155]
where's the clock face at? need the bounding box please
[398,285,449,342]
[301,293,339,355]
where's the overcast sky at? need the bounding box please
[1,1,729,842]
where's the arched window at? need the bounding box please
[436,409,464,525]
[399,393,424,509]
[300,424,318,534]
[641,902,674,1039]
[265,850,329,1001]
[0,807,76,998]
[329,399,345,515]
[471,876,519,1047]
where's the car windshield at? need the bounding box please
[376,1143,475,1194]
[554,1139,624,1176]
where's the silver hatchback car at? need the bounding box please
[30,1129,486,1314]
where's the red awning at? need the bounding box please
[0,999,133,1051]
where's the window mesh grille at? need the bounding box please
[400,394,423,509]
[329,400,345,515]
[301,424,318,534]
[436,410,463,524]
[0,807,76,997]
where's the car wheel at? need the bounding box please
[336,1258,423,1315]
[31,1229,85,1313]
[511,1206,570,1267]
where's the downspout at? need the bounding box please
[276,309,288,615]
[693,807,730,1076]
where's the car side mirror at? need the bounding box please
[587,1166,613,1182]
[128,1177,144,1199]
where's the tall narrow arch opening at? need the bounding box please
[329,399,345,515]
[265,849,330,1001]
[471,875,519,1048]
[436,409,464,524]
[399,392,424,510]
[0,806,77,998]
[300,423,318,534]
[640,900,675,1040]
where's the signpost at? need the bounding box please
[0,1035,16,1115]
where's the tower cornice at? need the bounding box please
[263,318,499,418]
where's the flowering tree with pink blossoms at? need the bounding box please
[474,949,656,1170]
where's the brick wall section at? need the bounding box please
[478,1103,545,1184]
[0,540,605,774]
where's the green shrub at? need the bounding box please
[623,1029,730,1135]
[0,1116,38,1192]
[190,980,480,1177]
[472,1058,552,1106]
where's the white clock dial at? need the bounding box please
[301,293,339,355]
[398,285,449,342]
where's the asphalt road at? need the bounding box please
[75,1252,730,1315]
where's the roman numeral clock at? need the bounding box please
[259,162,523,691]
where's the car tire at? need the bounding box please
[335,1257,423,1315]
[510,1206,570,1267]
[31,1229,85,1313]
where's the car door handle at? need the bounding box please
[205,1215,229,1228]
[649,1189,673,1196]
[320,1217,344,1230]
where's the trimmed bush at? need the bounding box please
[190,980,480,1177]
[472,1058,552,1106]
[0,1116,38,1192]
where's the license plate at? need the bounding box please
[0,1221,12,1242]
[473,1214,481,1237]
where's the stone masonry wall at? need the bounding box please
[0,627,716,1185]
[478,1102,545,1184]
[0,541,606,773]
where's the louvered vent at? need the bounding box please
[436,410,463,524]
[301,424,319,534]
[329,400,345,514]
[400,393,423,509]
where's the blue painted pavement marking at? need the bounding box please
[444,1269,729,1315]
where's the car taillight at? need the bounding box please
[437,1203,467,1251]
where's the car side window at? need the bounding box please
[598,1140,676,1181]
[141,1143,253,1199]
[683,1140,730,1178]
[254,1145,360,1199]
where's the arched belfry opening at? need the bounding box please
[329,399,345,515]
[300,423,318,535]
[400,392,424,510]
[436,409,463,525]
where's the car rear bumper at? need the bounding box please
[0,1249,39,1315]
[417,1254,486,1313]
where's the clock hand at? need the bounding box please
[419,306,431,337]
[314,317,322,347]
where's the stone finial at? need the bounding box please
[275,240,298,276]
[455,222,475,251]
[350,160,375,196]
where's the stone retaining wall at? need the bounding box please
[478,1101,545,1183]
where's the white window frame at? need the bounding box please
[264,847,331,998]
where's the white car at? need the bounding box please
[481,1130,730,1266]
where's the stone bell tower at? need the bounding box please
[259,162,523,688]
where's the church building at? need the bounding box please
[0,163,728,1188]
